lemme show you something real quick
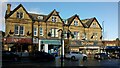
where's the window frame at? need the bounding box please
[14,25,24,35]
[34,27,38,36]
[16,12,24,19]
[74,20,78,26]
[52,16,57,22]
[39,27,43,36]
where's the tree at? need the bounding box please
[116,38,119,46]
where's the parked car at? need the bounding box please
[29,51,55,61]
[65,52,87,60]
[2,51,21,61]
[15,52,29,58]
[109,53,120,59]
[51,52,58,57]
[94,53,110,60]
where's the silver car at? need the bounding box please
[65,52,87,60]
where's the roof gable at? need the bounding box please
[67,14,84,27]
[45,9,63,23]
[89,17,102,29]
[5,4,32,20]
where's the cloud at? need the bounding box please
[28,8,47,15]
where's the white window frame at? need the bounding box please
[16,12,24,19]
[55,29,58,37]
[19,26,24,35]
[74,31,79,40]
[14,25,19,35]
[92,23,96,28]
[52,16,57,22]
[74,20,78,26]
[34,27,38,36]
[51,28,58,37]
[38,16,43,20]
[14,25,24,35]
[40,27,43,36]
[64,31,67,39]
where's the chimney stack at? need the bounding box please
[7,4,11,15]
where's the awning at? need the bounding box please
[41,40,61,45]
[105,46,120,50]
[3,37,32,44]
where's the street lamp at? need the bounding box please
[58,29,64,67]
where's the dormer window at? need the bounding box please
[74,20,78,26]
[92,23,96,28]
[17,12,24,19]
[64,19,68,24]
[52,16,56,22]
[38,16,43,20]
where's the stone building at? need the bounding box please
[4,4,103,54]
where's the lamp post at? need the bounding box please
[58,29,64,67]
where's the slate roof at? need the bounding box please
[67,14,84,27]
[81,17,102,29]
[29,13,47,21]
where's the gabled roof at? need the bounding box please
[67,14,84,27]
[5,4,32,20]
[45,9,64,23]
[81,17,102,29]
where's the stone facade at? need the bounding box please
[4,4,102,53]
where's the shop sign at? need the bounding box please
[81,42,94,45]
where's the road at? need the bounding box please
[2,57,120,68]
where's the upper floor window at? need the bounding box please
[73,31,79,40]
[34,27,38,36]
[63,19,68,24]
[15,25,19,35]
[51,28,58,37]
[52,16,57,22]
[38,16,43,20]
[93,33,97,37]
[64,31,67,39]
[91,33,98,40]
[14,25,24,35]
[82,33,86,40]
[92,23,96,28]
[20,26,24,35]
[40,27,43,36]
[17,12,24,19]
[74,20,78,26]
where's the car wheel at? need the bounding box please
[71,56,75,60]
[83,56,87,61]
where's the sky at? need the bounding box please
[0,2,118,40]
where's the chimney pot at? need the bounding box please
[7,4,11,15]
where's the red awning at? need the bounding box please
[3,38,32,44]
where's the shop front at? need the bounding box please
[39,39,64,55]
[3,37,32,52]
[69,40,102,55]
[105,46,120,54]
